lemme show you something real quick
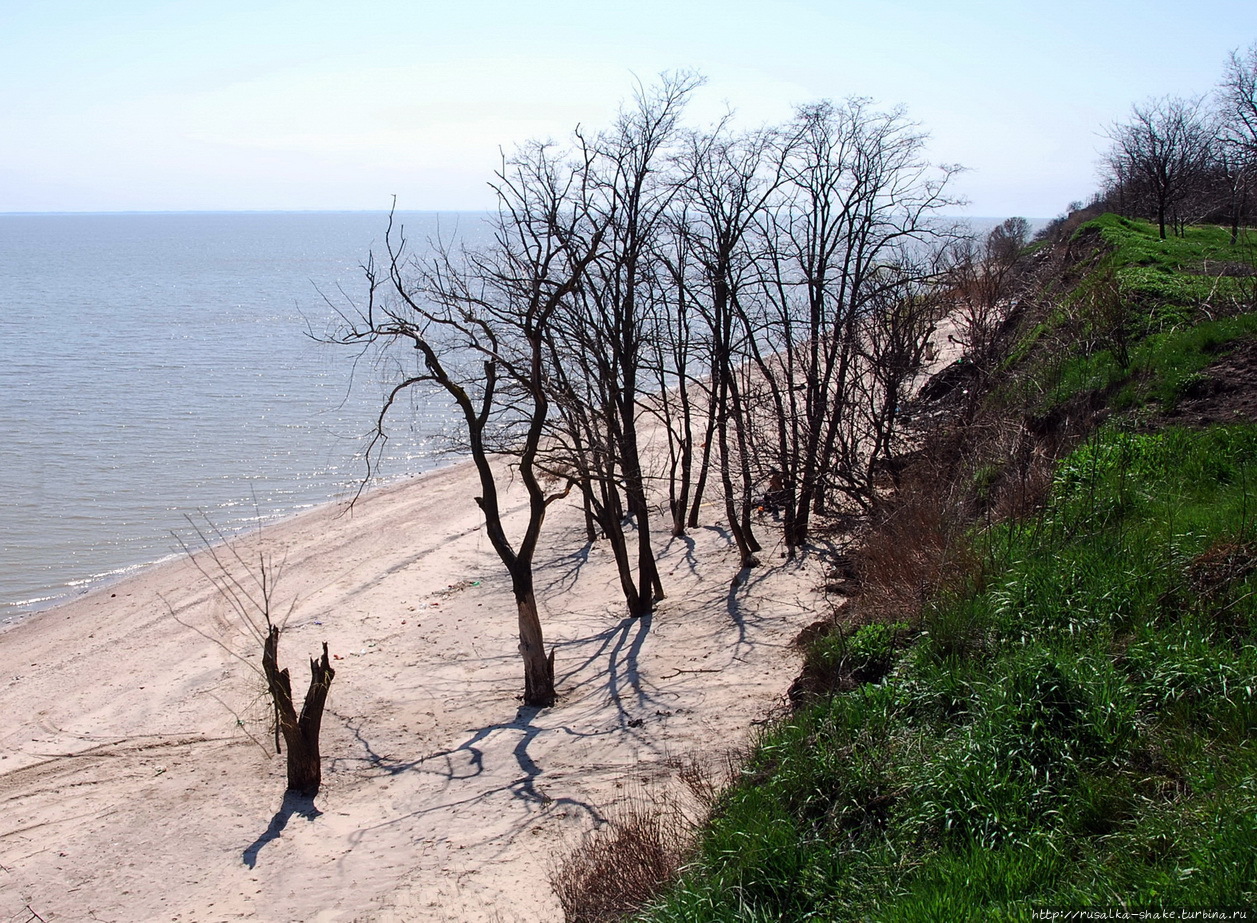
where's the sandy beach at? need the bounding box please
[0,451,830,922]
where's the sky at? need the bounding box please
[3,0,1256,218]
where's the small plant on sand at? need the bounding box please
[169,516,335,796]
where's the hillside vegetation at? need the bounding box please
[597,217,1257,920]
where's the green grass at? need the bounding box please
[637,433,1257,920]
[997,215,1257,411]
[1073,216,1256,330]
[625,219,1257,922]
[1038,312,1257,413]
[1076,214,1257,285]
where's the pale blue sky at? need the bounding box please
[2,0,1254,216]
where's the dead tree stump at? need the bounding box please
[262,626,335,796]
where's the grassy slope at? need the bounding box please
[635,218,1257,921]
[1013,215,1257,415]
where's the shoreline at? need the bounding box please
[0,458,469,633]
[0,321,969,919]
[0,445,825,921]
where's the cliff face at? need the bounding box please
[623,216,1257,922]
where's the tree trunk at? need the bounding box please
[580,477,600,544]
[687,398,718,530]
[714,374,758,570]
[726,372,761,555]
[617,398,665,610]
[262,627,335,796]
[669,421,693,538]
[516,589,556,707]
[596,477,645,614]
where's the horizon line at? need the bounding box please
[0,207,473,217]
[0,208,1051,221]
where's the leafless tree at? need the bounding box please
[337,80,964,633]
[948,217,1029,379]
[1104,95,1217,240]
[171,518,334,795]
[844,263,948,500]
[263,628,335,796]
[644,210,706,539]
[1217,43,1257,242]
[337,140,603,707]
[739,99,959,549]
[545,73,701,615]
[671,123,783,567]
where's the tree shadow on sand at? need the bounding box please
[552,612,658,725]
[337,705,608,820]
[319,705,609,857]
[242,790,322,868]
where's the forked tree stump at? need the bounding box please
[262,626,335,795]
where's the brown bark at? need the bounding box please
[262,626,335,796]
[687,401,717,530]
[714,372,758,570]
[516,590,556,707]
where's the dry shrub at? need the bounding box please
[1189,539,1257,598]
[675,751,739,814]
[552,801,691,923]
[989,446,1056,522]
[552,755,736,923]
[857,473,976,625]
[858,409,1072,626]
[981,416,1063,523]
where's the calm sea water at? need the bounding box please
[0,211,484,621]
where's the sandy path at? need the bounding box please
[0,456,828,922]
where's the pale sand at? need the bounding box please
[0,451,830,921]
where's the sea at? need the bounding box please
[0,211,486,623]
[0,211,1027,625]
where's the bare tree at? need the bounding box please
[739,99,959,549]
[672,123,782,567]
[338,140,603,707]
[1104,95,1217,240]
[263,629,335,796]
[546,73,701,615]
[844,263,948,500]
[335,80,962,640]
[644,211,706,539]
[948,217,1029,380]
[1217,43,1257,242]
